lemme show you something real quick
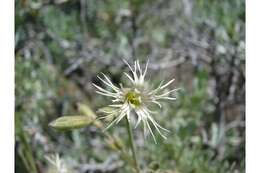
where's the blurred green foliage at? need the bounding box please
[15,0,244,173]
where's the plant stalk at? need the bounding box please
[125,117,140,173]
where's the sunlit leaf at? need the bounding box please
[78,103,104,128]
[77,103,96,119]
[49,115,93,130]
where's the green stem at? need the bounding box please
[125,117,140,173]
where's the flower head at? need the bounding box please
[45,154,68,173]
[93,60,179,143]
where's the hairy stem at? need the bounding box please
[125,117,140,173]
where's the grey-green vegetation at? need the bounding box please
[15,0,245,173]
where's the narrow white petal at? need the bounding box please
[135,115,142,128]
[142,59,149,78]
[126,108,131,120]
[103,119,118,131]
[93,83,117,95]
[156,88,180,97]
[112,98,121,103]
[115,112,127,124]
[157,96,176,100]
[148,81,164,95]
[144,112,167,140]
[147,115,170,132]
[45,156,57,166]
[124,72,134,83]
[133,71,139,85]
[146,120,157,144]
[135,108,147,128]
[123,59,134,74]
[109,104,123,107]
[96,91,118,98]
[103,113,125,131]
[151,100,162,108]
[141,107,170,133]
[134,61,137,73]
[101,73,118,87]
[137,60,142,75]
[97,75,119,92]
[101,73,120,91]
[116,106,129,124]
[151,121,167,139]
[143,119,147,139]
[160,78,175,89]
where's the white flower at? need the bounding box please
[45,154,68,173]
[93,60,179,143]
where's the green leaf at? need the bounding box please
[49,115,93,130]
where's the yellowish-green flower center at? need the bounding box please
[125,90,142,107]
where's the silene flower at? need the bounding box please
[45,154,69,173]
[93,60,179,143]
